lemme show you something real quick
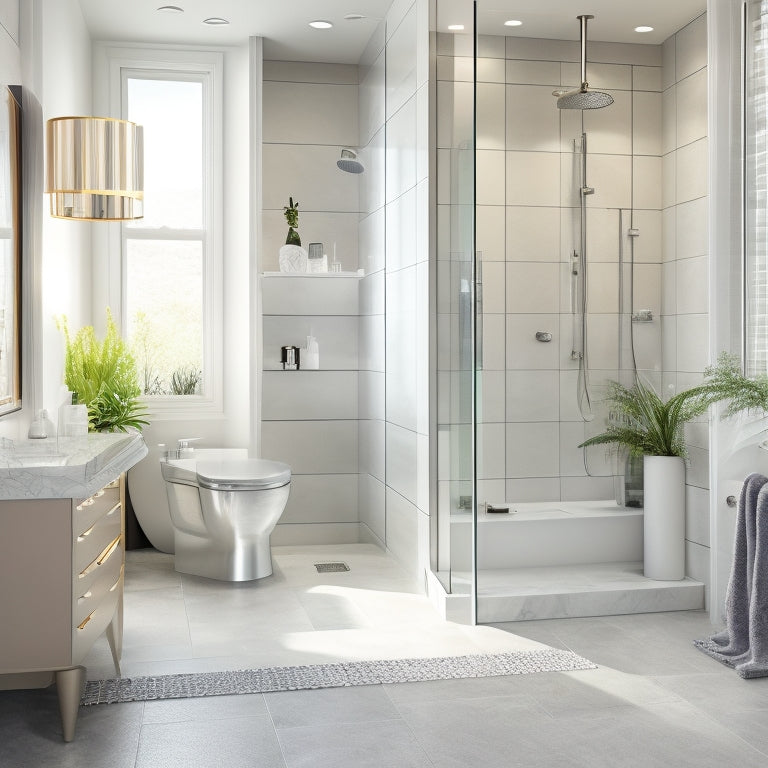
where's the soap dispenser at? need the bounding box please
[28,409,48,439]
[303,335,319,369]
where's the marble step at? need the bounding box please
[476,561,705,623]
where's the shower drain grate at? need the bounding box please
[314,562,350,573]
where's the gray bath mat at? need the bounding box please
[81,649,596,705]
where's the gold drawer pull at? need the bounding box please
[77,523,96,542]
[76,498,94,511]
[109,575,121,592]
[79,535,121,578]
[106,502,120,517]
[77,613,93,630]
[97,536,121,565]
[78,590,92,602]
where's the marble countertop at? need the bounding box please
[0,432,148,500]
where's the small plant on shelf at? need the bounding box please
[284,196,301,246]
[58,309,149,433]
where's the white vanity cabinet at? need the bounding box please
[0,476,125,742]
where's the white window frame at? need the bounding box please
[95,44,224,418]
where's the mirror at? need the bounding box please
[0,85,21,417]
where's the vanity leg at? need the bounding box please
[55,666,85,742]
[106,599,123,676]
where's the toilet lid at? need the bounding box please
[195,459,291,491]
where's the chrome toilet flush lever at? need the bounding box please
[167,438,201,459]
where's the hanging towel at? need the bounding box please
[694,472,768,678]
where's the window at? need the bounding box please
[102,47,223,412]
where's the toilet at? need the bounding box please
[160,448,291,581]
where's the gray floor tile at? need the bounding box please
[549,701,768,768]
[384,673,536,706]
[0,687,143,768]
[265,685,400,728]
[651,669,768,711]
[396,695,565,768]
[142,693,268,723]
[277,719,434,768]
[135,715,285,768]
[707,708,768,757]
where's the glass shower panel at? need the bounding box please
[433,1,476,609]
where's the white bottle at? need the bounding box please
[303,335,319,369]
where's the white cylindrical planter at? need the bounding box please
[643,455,686,580]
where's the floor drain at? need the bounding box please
[314,562,350,573]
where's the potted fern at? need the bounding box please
[579,377,719,580]
[58,309,148,433]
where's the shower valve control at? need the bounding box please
[726,495,737,508]
[535,331,553,342]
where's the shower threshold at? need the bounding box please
[443,500,704,623]
[475,561,704,623]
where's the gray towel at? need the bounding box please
[695,473,768,678]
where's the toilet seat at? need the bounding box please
[195,459,291,491]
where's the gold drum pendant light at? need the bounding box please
[46,116,144,220]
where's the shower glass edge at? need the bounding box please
[431,0,478,623]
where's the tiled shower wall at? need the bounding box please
[660,14,711,586]
[358,0,431,575]
[445,34,665,505]
[261,60,362,544]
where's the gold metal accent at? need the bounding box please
[46,116,144,220]
[77,614,93,631]
[78,590,92,602]
[79,535,121,577]
[97,536,121,566]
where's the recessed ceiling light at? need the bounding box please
[634,25,654,33]
[203,17,229,25]
[504,20,523,27]
[309,20,333,29]
[157,5,184,13]
[447,24,464,31]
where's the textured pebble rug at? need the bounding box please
[81,649,596,706]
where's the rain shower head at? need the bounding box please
[553,15,613,110]
[337,148,364,174]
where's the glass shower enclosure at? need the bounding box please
[433,0,667,624]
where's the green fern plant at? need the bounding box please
[579,378,719,458]
[57,309,149,433]
[702,351,768,416]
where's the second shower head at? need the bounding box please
[337,148,365,174]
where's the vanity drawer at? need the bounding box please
[72,578,121,663]
[73,545,123,626]
[73,482,120,536]
[73,508,121,575]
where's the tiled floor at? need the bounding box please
[2,544,768,767]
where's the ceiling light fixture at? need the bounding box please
[309,20,333,29]
[157,5,184,13]
[447,24,464,31]
[634,25,654,33]
[203,17,229,25]
[504,20,523,27]
[344,13,365,21]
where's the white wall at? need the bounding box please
[260,59,362,545]
[40,0,93,420]
[660,14,711,592]
[382,0,431,575]
[358,22,386,546]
